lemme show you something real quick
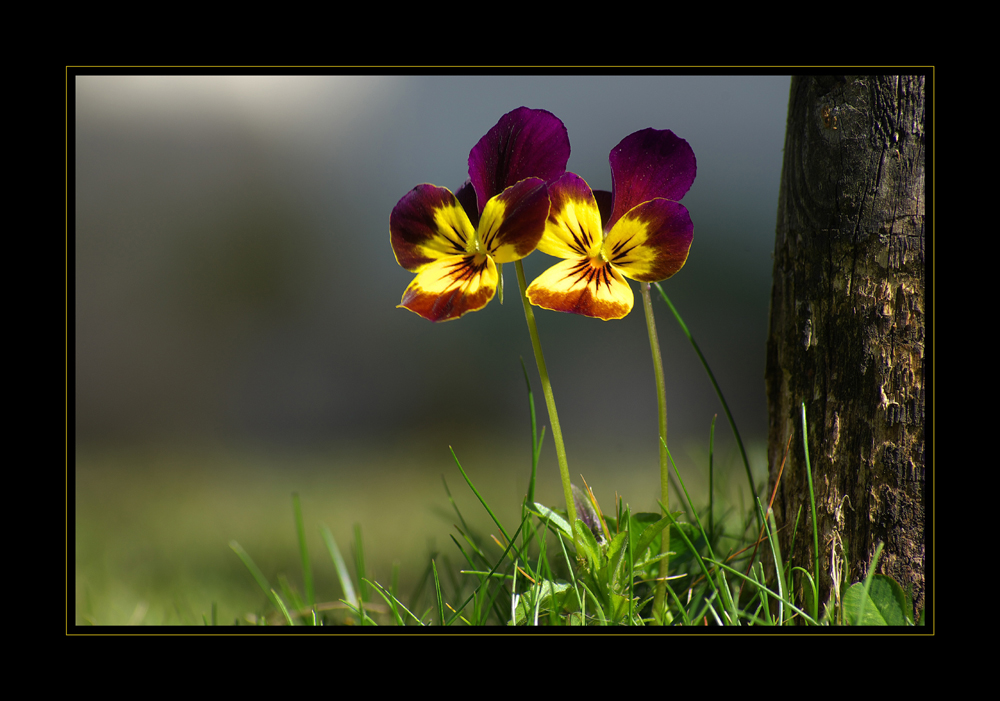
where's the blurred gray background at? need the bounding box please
[76,75,790,457]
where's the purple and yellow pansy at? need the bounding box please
[390,107,570,322]
[526,128,696,320]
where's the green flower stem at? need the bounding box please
[641,281,671,623]
[514,260,578,533]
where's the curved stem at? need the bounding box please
[514,260,578,533]
[642,282,671,623]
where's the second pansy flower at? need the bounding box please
[526,128,696,320]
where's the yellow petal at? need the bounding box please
[536,173,603,260]
[525,257,633,321]
[478,178,550,263]
[602,199,694,282]
[399,254,498,322]
[390,184,477,272]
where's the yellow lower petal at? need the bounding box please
[399,254,498,322]
[537,173,603,259]
[604,199,693,282]
[525,257,633,320]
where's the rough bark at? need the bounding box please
[766,75,926,621]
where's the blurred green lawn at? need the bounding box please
[75,435,765,625]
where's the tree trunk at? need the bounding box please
[766,75,926,621]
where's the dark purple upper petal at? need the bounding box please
[592,189,613,232]
[608,129,696,231]
[468,107,570,215]
[454,180,480,229]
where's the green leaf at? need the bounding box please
[574,519,601,572]
[843,574,909,626]
[605,530,629,588]
[513,579,572,625]
[531,502,573,539]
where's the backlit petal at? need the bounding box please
[399,254,497,322]
[468,107,570,215]
[603,199,694,282]
[478,178,549,263]
[536,172,603,260]
[390,184,476,272]
[526,258,633,321]
[608,129,696,230]
[454,180,480,229]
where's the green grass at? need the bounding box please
[75,436,757,625]
[75,291,920,627]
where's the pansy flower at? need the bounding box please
[526,129,696,320]
[390,107,570,322]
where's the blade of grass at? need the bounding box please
[354,524,369,605]
[320,525,358,610]
[663,438,717,565]
[740,433,791,600]
[793,566,818,623]
[662,578,693,626]
[751,562,773,625]
[654,283,760,531]
[291,492,314,607]
[706,556,818,625]
[277,574,304,613]
[450,446,510,544]
[765,503,786,624]
[432,559,445,625]
[271,589,295,626]
[657,505,717,603]
[450,532,507,624]
[230,540,283,614]
[389,563,401,625]
[446,513,528,626]
[801,402,820,621]
[510,560,519,625]
[441,476,475,542]
[709,414,716,545]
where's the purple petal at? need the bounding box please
[592,189,613,232]
[468,107,570,215]
[390,184,473,271]
[608,129,696,230]
[606,199,694,282]
[454,180,480,229]
[480,178,550,263]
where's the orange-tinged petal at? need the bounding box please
[399,254,498,322]
[602,199,694,282]
[526,257,633,321]
[478,177,549,263]
[536,173,603,260]
[390,184,477,272]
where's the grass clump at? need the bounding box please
[226,290,921,628]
